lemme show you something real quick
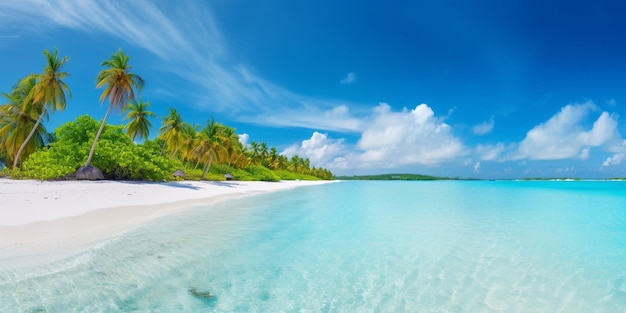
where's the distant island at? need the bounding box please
[336,173,456,181]
[336,174,626,181]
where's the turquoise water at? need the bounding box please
[1,181,626,312]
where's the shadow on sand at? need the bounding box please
[115,180,242,190]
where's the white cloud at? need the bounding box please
[472,117,494,135]
[473,162,481,173]
[340,72,357,85]
[284,103,466,170]
[282,132,346,167]
[475,143,508,161]
[238,133,249,146]
[0,0,364,132]
[580,147,590,160]
[602,153,625,167]
[354,103,465,167]
[513,102,621,160]
[250,104,362,132]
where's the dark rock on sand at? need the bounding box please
[73,166,105,180]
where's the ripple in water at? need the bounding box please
[1,181,626,312]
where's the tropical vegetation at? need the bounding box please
[85,49,144,168]
[12,48,71,168]
[0,48,333,181]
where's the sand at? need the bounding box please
[0,179,333,258]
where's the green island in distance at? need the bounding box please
[337,174,455,181]
[337,174,626,181]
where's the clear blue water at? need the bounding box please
[1,181,626,312]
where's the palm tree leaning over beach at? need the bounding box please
[84,49,144,168]
[0,76,47,167]
[123,98,155,142]
[13,49,71,168]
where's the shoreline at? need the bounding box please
[0,179,335,260]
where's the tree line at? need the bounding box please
[0,49,333,181]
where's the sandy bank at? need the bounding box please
[0,179,334,251]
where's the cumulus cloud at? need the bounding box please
[282,132,346,167]
[340,72,357,85]
[354,103,465,167]
[284,103,466,170]
[238,133,249,146]
[473,162,481,173]
[472,117,494,135]
[513,102,621,160]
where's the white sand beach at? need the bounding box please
[0,179,333,257]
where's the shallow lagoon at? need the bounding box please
[2,181,626,312]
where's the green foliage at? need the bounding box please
[208,163,252,180]
[182,168,225,181]
[273,170,320,181]
[21,115,178,181]
[0,167,11,177]
[0,149,8,169]
[244,165,281,182]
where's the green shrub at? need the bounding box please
[273,170,320,181]
[245,165,281,182]
[21,115,178,181]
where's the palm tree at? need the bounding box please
[215,123,241,168]
[192,119,225,179]
[267,147,280,170]
[158,108,185,158]
[302,158,311,175]
[84,49,144,168]
[1,77,47,167]
[123,98,155,142]
[179,123,199,163]
[258,142,269,166]
[289,155,304,173]
[277,154,289,170]
[248,142,260,163]
[13,48,71,168]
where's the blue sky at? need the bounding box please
[2,0,626,178]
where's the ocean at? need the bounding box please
[1,180,626,312]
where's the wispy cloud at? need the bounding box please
[340,72,357,85]
[0,0,361,132]
[473,162,481,173]
[472,116,494,135]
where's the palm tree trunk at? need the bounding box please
[160,140,167,156]
[85,104,113,167]
[13,105,47,169]
[169,148,179,160]
[201,156,213,180]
